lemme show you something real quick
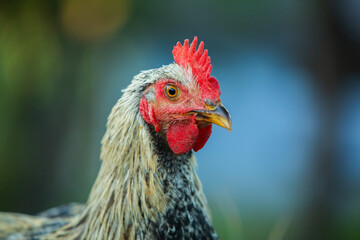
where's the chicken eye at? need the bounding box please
[165,85,179,99]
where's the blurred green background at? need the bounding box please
[1,0,360,239]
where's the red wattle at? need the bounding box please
[140,98,161,132]
[193,124,212,152]
[167,121,199,155]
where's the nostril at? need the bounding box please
[204,99,216,107]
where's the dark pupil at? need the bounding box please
[168,87,176,96]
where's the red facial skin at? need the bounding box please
[140,79,220,155]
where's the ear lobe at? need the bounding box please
[140,97,161,132]
[143,86,156,103]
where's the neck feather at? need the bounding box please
[83,92,168,238]
[50,78,211,239]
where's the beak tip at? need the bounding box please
[226,123,232,132]
[191,102,232,132]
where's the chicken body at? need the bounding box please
[0,38,231,240]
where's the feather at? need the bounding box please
[0,41,220,239]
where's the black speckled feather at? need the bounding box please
[149,126,218,240]
[0,61,223,240]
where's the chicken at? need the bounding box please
[0,37,231,240]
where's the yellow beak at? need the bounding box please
[189,102,232,131]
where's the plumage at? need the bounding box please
[0,37,231,240]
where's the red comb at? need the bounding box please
[172,37,212,85]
